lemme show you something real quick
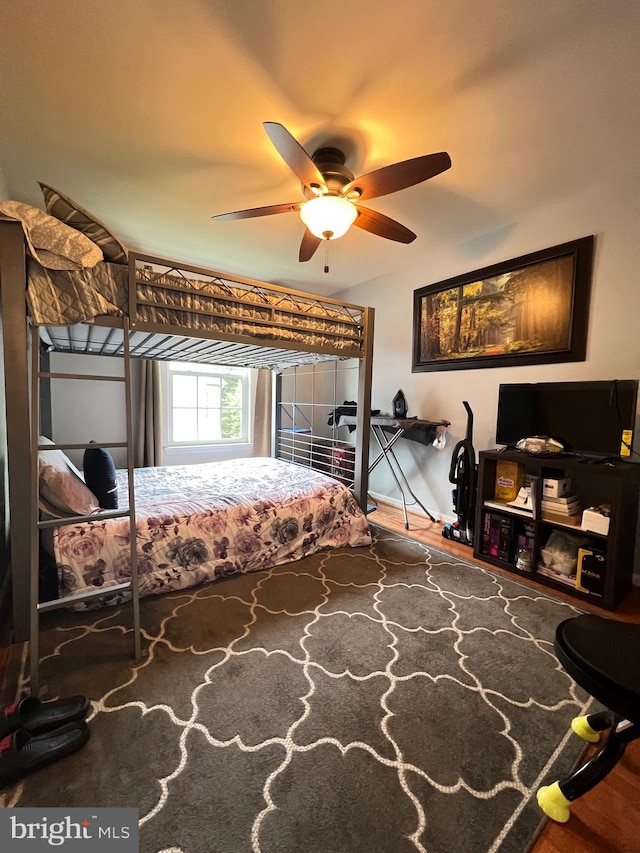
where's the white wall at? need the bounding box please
[48,353,132,469]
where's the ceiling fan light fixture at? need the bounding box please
[300,195,357,240]
[213,123,452,261]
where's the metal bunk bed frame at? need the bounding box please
[0,221,374,691]
[29,318,141,694]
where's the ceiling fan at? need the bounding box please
[212,122,452,263]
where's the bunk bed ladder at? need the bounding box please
[29,318,141,696]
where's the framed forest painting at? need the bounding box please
[412,236,594,372]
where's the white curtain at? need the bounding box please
[135,360,163,467]
[253,368,273,457]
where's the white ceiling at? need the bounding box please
[1,0,638,295]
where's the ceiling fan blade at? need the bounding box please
[343,152,451,201]
[263,122,328,194]
[212,202,301,221]
[299,229,322,262]
[353,206,417,243]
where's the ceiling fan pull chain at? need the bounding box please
[324,245,329,274]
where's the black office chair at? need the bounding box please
[537,613,640,822]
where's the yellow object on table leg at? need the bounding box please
[571,714,601,743]
[537,781,571,823]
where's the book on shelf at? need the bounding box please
[498,516,514,561]
[482,512,501,556]
[540,510,582,526]
[541,494,578,506]
[526,475,539,519]
[484,499,533,518]
[537,563,577,588]
[481,512,515,559]
[540,499,581,515]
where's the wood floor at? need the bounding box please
[372,502,640,853]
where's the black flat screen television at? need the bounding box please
[496,379,638,457]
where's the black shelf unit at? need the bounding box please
[474,449,640,610]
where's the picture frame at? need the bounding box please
[412,236,594,372]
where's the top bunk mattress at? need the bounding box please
[27,254,366,357]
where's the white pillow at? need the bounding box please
[38,437,98,517]
[0,200,103,270]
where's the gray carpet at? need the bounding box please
[1,526,592,853]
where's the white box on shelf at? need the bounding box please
[542,477,571,498]
[581,508,610,536]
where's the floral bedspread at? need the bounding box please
[54,457,371,608]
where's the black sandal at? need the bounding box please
[1,694,90,737]
[0,721,90,787]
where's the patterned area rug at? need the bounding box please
[1,526,591,853]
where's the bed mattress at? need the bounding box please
[27,258,363,354]
[53,457,371,608]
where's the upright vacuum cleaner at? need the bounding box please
[442,401,476,546]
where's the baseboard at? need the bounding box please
[367,490,456,525]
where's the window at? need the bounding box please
[166,362,250,446]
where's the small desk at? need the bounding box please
[338,415,450,529]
